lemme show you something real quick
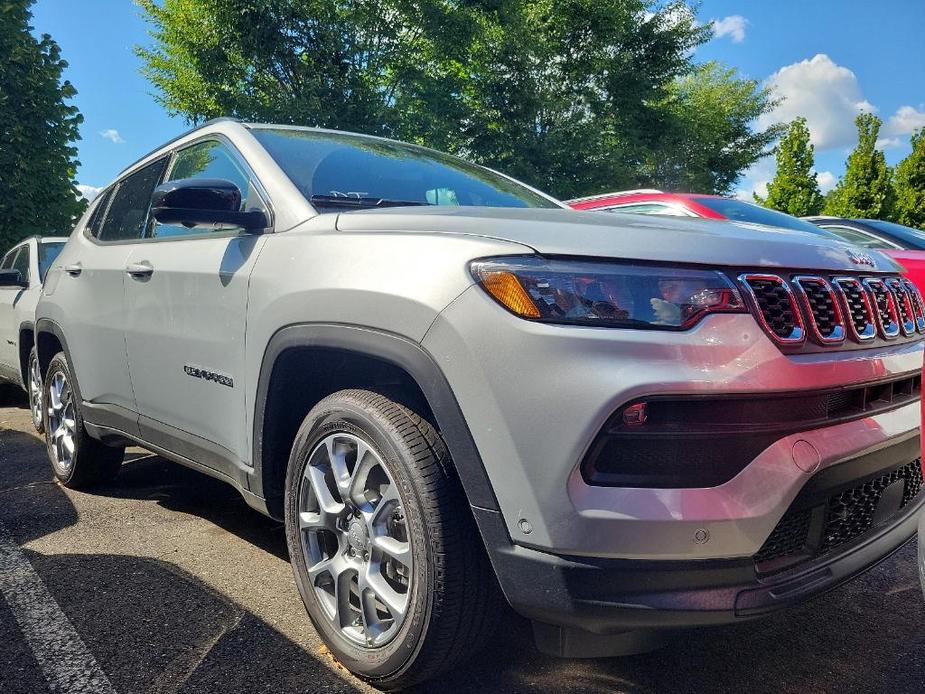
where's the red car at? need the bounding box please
[567,189,838,236]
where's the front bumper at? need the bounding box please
[424,285,924,559]
[476,482,923,650]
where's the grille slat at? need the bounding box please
[794,276,845,343]
[901,279,925,333]
[887,278,918,336]
[739,274,804,344]
[832,277,877,342]
[863,277,901,339]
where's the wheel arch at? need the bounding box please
[34,319,78,399]
[17,320,34,386]
[252,324,502,521]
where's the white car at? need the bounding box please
[0,235,67,431]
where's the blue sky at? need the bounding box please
[30,0,925,200]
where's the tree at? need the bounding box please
[892,129,925,228]
[755,117,823,216]
[136,0,780,199]
[0,0,86,249]
[640,62,783,195]
[823,113,893,219]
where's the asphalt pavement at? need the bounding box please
[1,384,923,694]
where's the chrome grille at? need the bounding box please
[738,273,923,348]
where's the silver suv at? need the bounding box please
[35,119,925,689]
[0,235,67,431]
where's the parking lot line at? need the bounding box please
[0,522,116,694]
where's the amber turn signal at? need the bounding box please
[476,270,542,318]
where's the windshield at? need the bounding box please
[39,241,65,281]
[859,219,925,250]
[693,197,837,237]
[250,127,559,211]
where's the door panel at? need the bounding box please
[123,233,266,466]
[0,245,26,371]
[52,232,137,417]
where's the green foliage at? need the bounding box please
[0,0,86,250]
[136,0,780,199]
[892,129,925,228]
[641,62,783,195]
[755,117,823,216]
[823,113,894,219]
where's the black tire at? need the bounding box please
[28,348,45,434]
[284,389,500,690]
[43,351,124,488]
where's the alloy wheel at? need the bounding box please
[29,354,43,430]
[47,369,76,472]
[298,432,413,647]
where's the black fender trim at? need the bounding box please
[251,323,503,516]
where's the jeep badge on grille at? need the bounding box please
[847,249,876,267]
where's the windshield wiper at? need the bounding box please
[310,195,432,209]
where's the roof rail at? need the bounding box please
[565,189,663,204]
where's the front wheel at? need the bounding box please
[284,389,500,690]
[28,348,44,433]
[44,352,124,488]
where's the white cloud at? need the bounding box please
[884,105,925,138]
[816,171,837,194]
[99,128,125,144]
[735,161,837,201]
[712,15,748,43]
[875,137,902,150]
[757,54,876,151]
[735,156,775,201]
[76,184,102,201]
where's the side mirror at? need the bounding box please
[150,178,268,233]
[0,269,27,288]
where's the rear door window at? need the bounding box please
[97,158,169,242]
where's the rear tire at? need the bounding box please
[284,389,500,690]
[28,348,45,433]
[43,352,124,488]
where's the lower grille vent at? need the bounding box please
[755,459,923,572]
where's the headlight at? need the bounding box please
[470,256,746,330]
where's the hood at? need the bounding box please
[335,206,901,273]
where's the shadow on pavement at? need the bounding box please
[0,426,361,694]
[101,454,290,563]
[2,416,924,693]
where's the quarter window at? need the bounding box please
[152,140,264,238]
[0,247,18,269]
[86,188,113,238]
[12,245,30,283]
[97,158,168,242]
